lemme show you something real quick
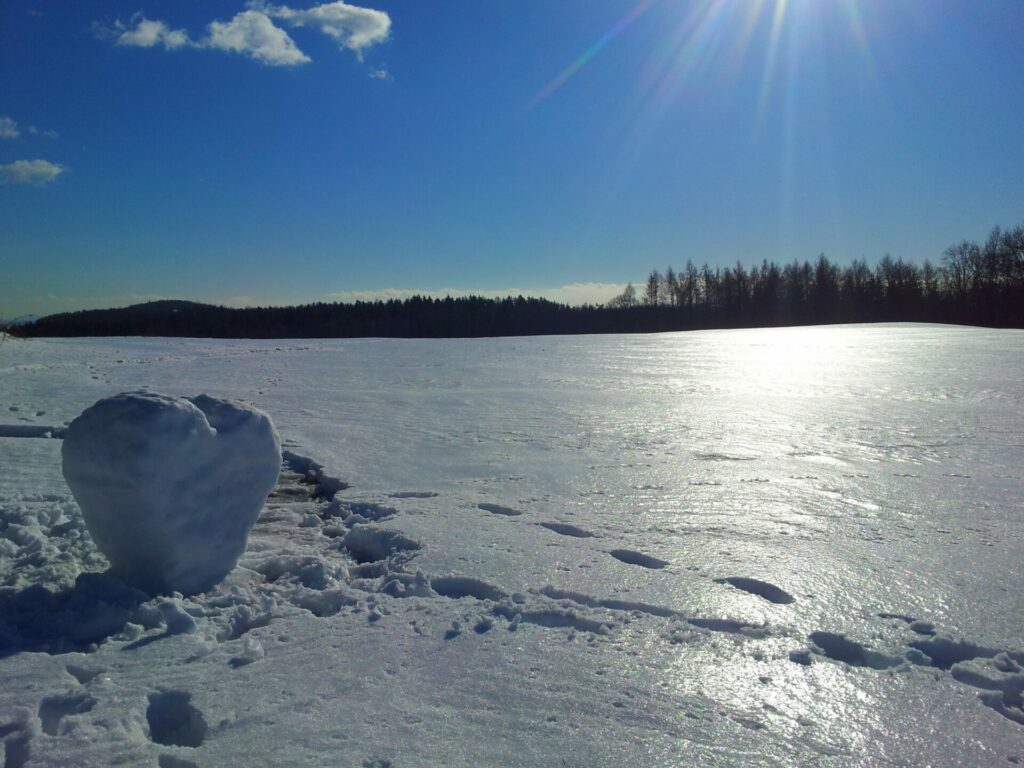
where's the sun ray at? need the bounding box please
[525,0,885,249]
[527,0,655,110]
[755,0,791,128]
[725,0,770,81]
[837,0,882,94]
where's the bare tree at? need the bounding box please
[662,266,678,306]
[607,283,638,309]
[943,241,977,300]
[644,270,662,306]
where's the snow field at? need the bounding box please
[1,326,1022,765]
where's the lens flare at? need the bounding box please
[529,0,656,110]
[526,0,880,252]
[529,0,878,120]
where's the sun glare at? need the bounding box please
[531,0,877,117]
[526,0,881,252]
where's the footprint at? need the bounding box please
[716,577,795,605]
[950,657,1024,726]
[280,450,349,501]
[609,549,669,569]
[430,576,507,602]
[251,555,339,590]
[291,589,356,619]
[146,691,208,748]
[688,617,762,634]
[39,693,96,736]
[0,720,31,768]
[909,637,998,670]
[539,522,594,538]
[332,502,398,525]
[477,503,522,517]
[807,631,902,670]
[341,527,420,565]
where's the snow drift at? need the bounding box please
[61,392,281,595]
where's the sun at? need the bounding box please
[530,0,876,115]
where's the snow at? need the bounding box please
[0,324,1023,766]
[61,392,281,595]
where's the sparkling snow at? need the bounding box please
[0,324,1022,766]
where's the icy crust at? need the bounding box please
[60,393,281,595]
[2,329,1024,765]
[2,443,1024,765]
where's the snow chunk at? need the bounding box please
[61,392,281,595]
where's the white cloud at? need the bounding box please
[205,10,310,66]
[96,2,388,67]
[115,16,191,49]
[96,10,308,67]
[0,159,67,186]
[0,117,58,140]
[536,282,632,306]
[0,117,19,139]
[256,1,390,57]
[27,126,59,139]
[325,283,630,307]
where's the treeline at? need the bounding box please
[12,297,642,339]
[10,223,1023,338]
[613,223,1024,329]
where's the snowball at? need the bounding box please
[61,392,281,595]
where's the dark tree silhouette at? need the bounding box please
[9,221,1023,339]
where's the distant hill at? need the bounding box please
[1,314,40,328]
[12,223,1024,339]
[14,300,241,338]
[12,296,653,339]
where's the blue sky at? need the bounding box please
[1,0,1023,317]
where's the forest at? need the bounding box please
[9,223,1023,338]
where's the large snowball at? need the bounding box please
[61,392,282,595]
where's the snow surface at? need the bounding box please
[0,324,1022,766]
[61,392,281,595]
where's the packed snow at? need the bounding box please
[0,324,1022,766]
[61,392,281,595]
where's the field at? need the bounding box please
[1,324,1022,766]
